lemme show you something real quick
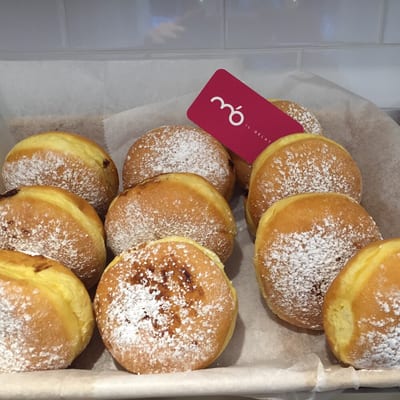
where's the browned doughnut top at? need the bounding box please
[254,192,382,331]
[0,250,94,372]
[2,131,119,216]
[105,173,237,263]
[0,186,106,288]
[324,238,400,369]
[122,125,235,200]
[94,237,237,374]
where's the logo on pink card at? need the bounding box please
[187,69,304,164]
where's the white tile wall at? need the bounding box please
[225,0,383,47]
[0,0,65,51]
[0,0,399,108]
[64,0,224,50]
[383,0,400,43]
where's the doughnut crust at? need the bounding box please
[0,185,107,288]
[229,150,252,192]
[122,125,235,200]
[105,172,237,263]
[324,238,400,369]
[246,133,362,236]
[0,250,94,372]
[254,192,382,331]
[1,131,119,216]
[94,236,237,374]
[232,99,322,190]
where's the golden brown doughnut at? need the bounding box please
[1,131,119,216]
[122,125,235,200]
[246,133,362,236]
[0,249,94,372]
[0,185,107,288]
[231,99,323,190]
[94,236,237,374]
[105,172,237,263]
[254,192,382,331]
[324,238,400,369]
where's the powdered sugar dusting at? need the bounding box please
[249,141,361,229]
[95,241,236,373]
[0,281,69,372]
[0,200,102,284]
[283,102,323,135]
[105,187,235,262]
[256,142,359,213]
[2,152,110,215]
[261,214,380,329]
[125,126,231,193]
[355,290,400,368]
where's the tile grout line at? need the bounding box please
[1,42,399,61]
[57,0,69,49]
[297,48,304,71]
[222,0,227,49]
[378,0,388,44]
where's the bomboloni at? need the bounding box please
[122,125,235,200]
[1,131,119,217]
[246,133,362,235]
[231,99,323,190]
[94,236,237,374]
[0,250,94,372]
[105,172,237,263]
[254,192,381,331]
[324,238,400,369]
[0,185,107,288]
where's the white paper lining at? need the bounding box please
[1,65,400,399]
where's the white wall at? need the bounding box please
[0,0,399,109]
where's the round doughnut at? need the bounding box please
[0,249,94,372]
[94,236,237,374]
[324,238,400,369]
[0,185,107,288]
[246,133,362,236]
[271,99,323,136]
[254,192,382,331]
[231,99,322,190]
[122,125,235,200]
[1,131,119,216]
[105,172,237,263]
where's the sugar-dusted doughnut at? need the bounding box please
[324,238,400,369]
[105,172,237,263]
[271,99,323,136]
[0,185,106,288]
[232,99,323,190]
[122,125,235,200]
[1,131,119,216]
[254,192,382,331]
[246,133,362,235]
[0,249,94,372]
[94,236,237,374]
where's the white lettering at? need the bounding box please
[210,96,244,126]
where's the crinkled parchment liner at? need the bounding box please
[1,70,400,399]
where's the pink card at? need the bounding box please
[187,69,304,164]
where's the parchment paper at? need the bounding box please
[1,67,400,399]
